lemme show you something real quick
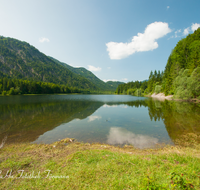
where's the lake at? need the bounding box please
[0,94,200,149]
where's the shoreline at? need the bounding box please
[147,93,200,103]
[145,92,173,101]
[151,92,173,100]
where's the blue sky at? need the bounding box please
[0,0,200,82]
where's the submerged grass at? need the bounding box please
[0,139,200,189]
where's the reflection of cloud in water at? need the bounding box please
[103,104,127,108]
[103,104,118,108]
[88,115,102,122]
[120,105,128,108]
[107,127,158,149]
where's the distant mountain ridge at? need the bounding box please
[0,36,123,91]
[49,56,124,91]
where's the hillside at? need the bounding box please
[49,56,124,91]
[0,36,97,90]
[163,28,200,95]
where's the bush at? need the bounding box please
[8,87,15,95]
[173,67,200,99]
[154,85,161,94]
[2,91,7,96]
[135,89,142,96]
[127,89,135,95]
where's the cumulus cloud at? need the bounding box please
[191,23,200,32]
[39,37,50,43]
[107,127,158,149]
[106,22,171,60]
[88,65,101,72]
[167,6,170,9]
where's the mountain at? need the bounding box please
[0,36,98,90]
[49,56,124,91]
[0,36,123,91]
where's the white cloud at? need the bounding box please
[182,23,200,36]
[103,104,118,108]
[107,127,158,149]
[107,67,111,69]
[103,78,128,82]
[191,23,200,32]
[103,79,118,82]
[39,37,50,43]
[183,27,190,35]
[88,65,101,72]
[167,6,170,9]
[106,22,171,60]
[88,115,102,122]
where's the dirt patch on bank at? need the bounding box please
[150,93,173,100]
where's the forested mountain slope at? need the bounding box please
[0,36,97,90]
[49,56,124,91]
[162,28,200,95]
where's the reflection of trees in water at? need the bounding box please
[0,101,103,144]
[0,99,149,144]
[1,97,200,146]
[147,99,200,143]
[148,100,163,121]
[107,100,148,108]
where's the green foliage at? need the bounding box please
[116,80,147,96]
[163,28,200,95]
[135,88,142,96]
[2,90,7,96]
[170,172,194,189]
[0,77,88,95]
[127,88,136,95]
[154,85,161,94]
[173,67,200,99]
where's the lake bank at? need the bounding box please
[0,138,200,189]
[146,93,200,103]
[150,93,173,100]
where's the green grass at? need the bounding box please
[0,140,200,189]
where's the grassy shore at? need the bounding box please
[0,138,200,189]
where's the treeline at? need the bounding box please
[116,80,148,96]
[116,28,200,99]
[0,78,84,95]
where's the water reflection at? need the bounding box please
[0,95,200,148]
[107,127,158,149]
[88,116,102,122]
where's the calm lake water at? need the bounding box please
[0,94,200,149]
